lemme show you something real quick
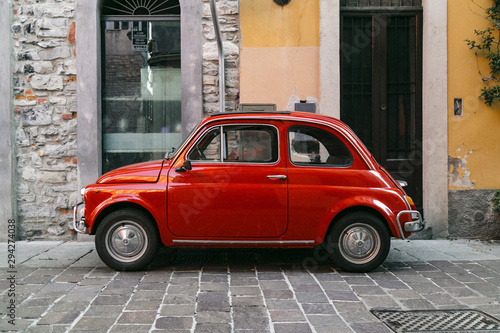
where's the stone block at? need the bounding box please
[39,47,71,61]
[38,171,67,183]
[56,193,69,209]
[23,22,35,35]
[17,50,41,61]
[203,75,217,85]
[49,96,67,105]
[40,4,75,18]
[38,40,63,48]
[14,98,37,107]
[19,203,56,219]
[30,75,64,91]
[203,41,239,61]
[43,141,77,157]
[47,226,65,236]
[219,0,239,15]
[22,166,37,182]
[67,97,77,111]
[36,18,68,38]
[64,59,76,75]
[22,105,52,126]
[12,23,22,33]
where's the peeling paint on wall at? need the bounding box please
[449,155,475,189]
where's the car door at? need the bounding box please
[167,121,288,238]
[285,122,368,240]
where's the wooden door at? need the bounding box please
[341,10,423,211]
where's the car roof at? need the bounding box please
[203,111,377,170]
[207,111,347,128]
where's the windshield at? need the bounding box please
[165,121,201,160]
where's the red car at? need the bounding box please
[74,111,424,272]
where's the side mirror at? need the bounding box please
[175,160,192,173]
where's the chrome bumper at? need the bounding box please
[72,202,87,234]
[396,210,425,240]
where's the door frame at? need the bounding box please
[319,0,449,237]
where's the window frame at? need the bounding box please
[76,0,203,189]
[186,123,281,165]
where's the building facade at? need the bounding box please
[1,0,497,242]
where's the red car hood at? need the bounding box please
[97,160,166,184]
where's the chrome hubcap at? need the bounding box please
[106,221,147,262]
[339,224,380,264]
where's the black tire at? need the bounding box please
[325,212,390,273]
[95,209,160,271]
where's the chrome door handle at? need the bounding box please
[267,175,287,180]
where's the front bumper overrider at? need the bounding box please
[72,201,87,234]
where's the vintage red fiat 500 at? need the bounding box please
[74,111,424,272]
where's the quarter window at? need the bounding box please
[288,126,353,167]
[188,127,221,161]
[188,125,279,163]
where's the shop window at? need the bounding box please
[101,0,181,173]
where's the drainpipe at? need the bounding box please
[210,0,225,113]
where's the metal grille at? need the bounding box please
[341,0,422,7]
[371,310,500,333]
[102,0,180,16]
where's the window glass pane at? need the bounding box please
[223,126,278,163]
[289,126,353,167]
[341,16,373,151]
[188,127,221,161]
[102,19,181,173]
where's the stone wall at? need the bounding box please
[8,0,240,240]
[11,0,78,239]
[448,190,500,240]
[202,0,240,115]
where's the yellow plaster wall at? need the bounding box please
[448,0,500,189]
[239,0,320,110]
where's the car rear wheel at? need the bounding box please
[95,209,160,271]
[325,212,390,273]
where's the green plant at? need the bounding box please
[466,0,500,106]
[492,190,500,212]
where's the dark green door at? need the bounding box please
[341,11,423,210]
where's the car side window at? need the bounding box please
[288,125,353,167]
[223,125,278,163]
[188,127,221,161]
[188,125,279,163]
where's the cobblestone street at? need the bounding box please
[1,239,500,332]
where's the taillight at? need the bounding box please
[405,196,419,220]
[405,196,417,211]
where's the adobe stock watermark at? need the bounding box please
[5,218,17,326]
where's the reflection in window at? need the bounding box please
[188,125,279,164]
[224,126,277,163]
[102,19,181,173]
[289,126,353,167]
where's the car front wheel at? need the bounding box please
[95,209,160,271]
[325,212,390,273]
